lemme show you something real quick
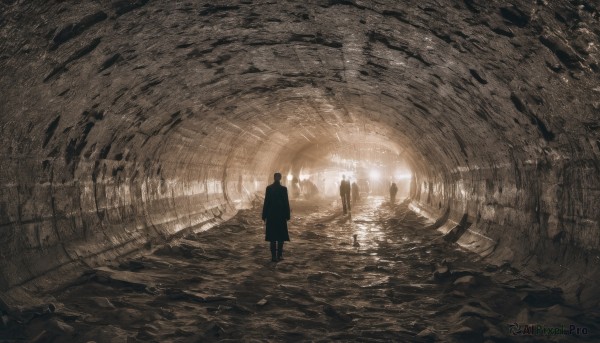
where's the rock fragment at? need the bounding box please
[256,296,269,306]
[453,275,477,289]
[433,260,450,280]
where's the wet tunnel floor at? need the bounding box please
[4,197,600,342]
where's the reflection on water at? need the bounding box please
[316,196,389,252]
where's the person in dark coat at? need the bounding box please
[351,181,360,204]
[340,175,351,214]
[262,172,291,262]
[389,182,398,204]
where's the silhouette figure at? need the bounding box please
[292,176,301,199]
[340,175,351,214]
[351,181,360,204]
[301,179,319,199]
[389,182,398,204]
[262,172,291,262]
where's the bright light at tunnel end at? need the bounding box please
[369,169,380,180]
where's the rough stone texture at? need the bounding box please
[0,0,599,304]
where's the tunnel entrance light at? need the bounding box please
[287,174,293,181]
[369,169,380,181]
[299,173,310,180]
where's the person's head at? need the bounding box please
[342,174,346,180]
[274,172,282,182]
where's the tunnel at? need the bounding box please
[0,0,599,341]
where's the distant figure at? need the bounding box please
[292,176,301,199]
[351,181,360,204]
[389,182,398,204]
[301,179,319,199]
[340,175,351,214]
[262,173,291,262]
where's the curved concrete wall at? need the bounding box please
[0,0,598,300]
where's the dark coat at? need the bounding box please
[351,182,360,199]
[262,181,291,241]
[390,183,398,196]
[340,180,351,196]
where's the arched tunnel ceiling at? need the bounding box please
[1,0,597,175]
[0,0,599,294]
